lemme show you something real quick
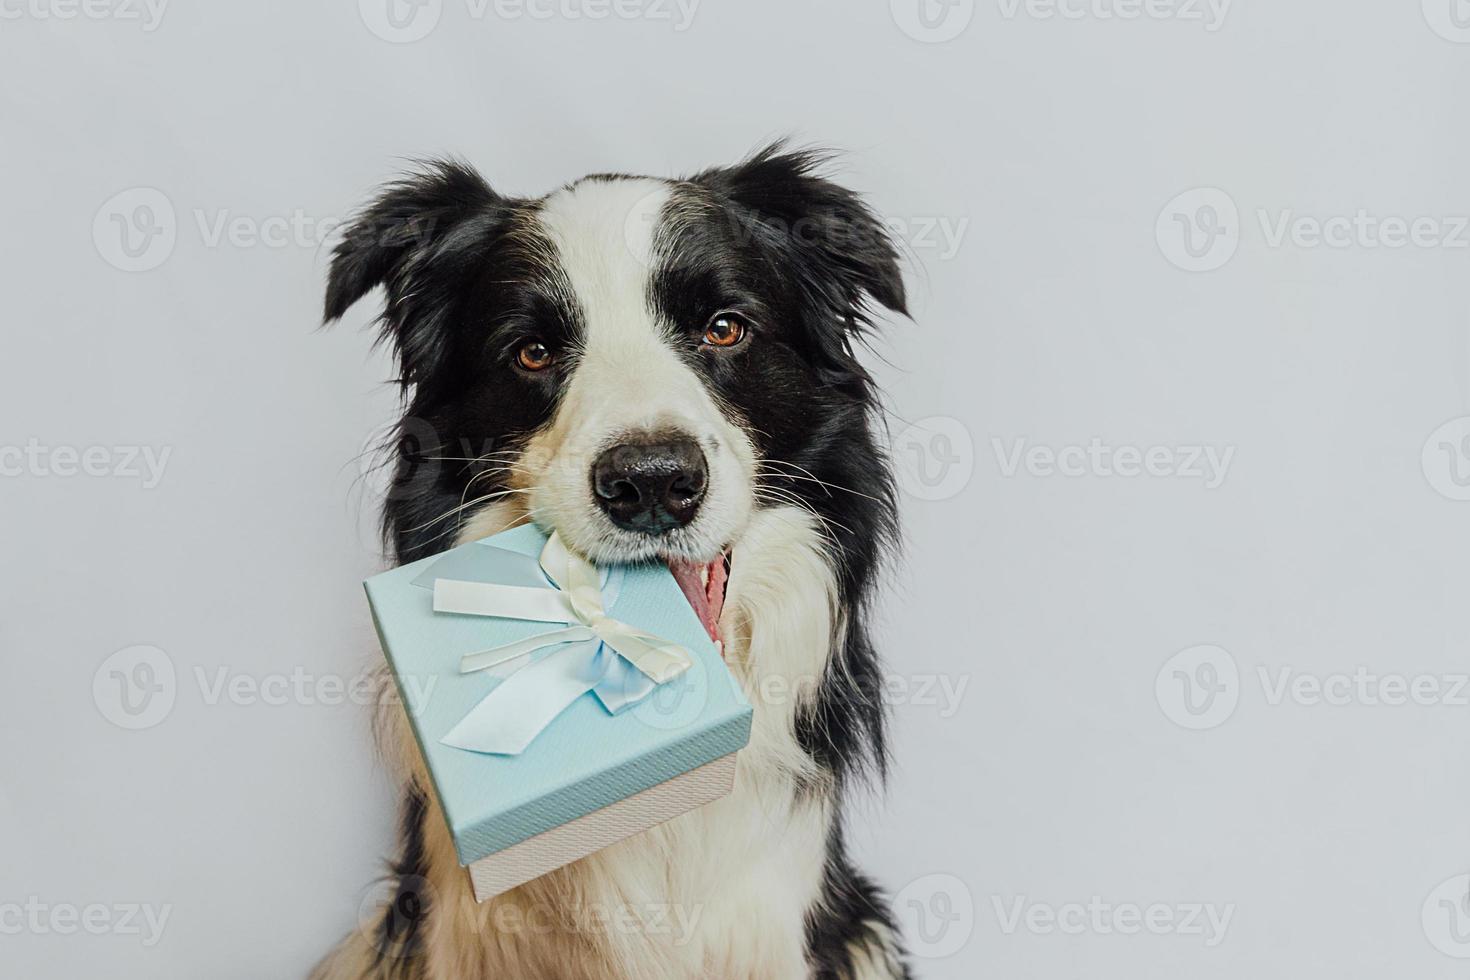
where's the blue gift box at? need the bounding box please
[364,524,752,898]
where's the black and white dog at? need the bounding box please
[313,145,911,980]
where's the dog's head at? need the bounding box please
[327,145,905,641]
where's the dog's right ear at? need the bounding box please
[324,160,506,384]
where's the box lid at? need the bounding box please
[364,524,752,866]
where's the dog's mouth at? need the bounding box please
[664,551,732,643]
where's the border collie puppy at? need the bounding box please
[313,144,911,980]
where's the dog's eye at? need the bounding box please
[703,313,747,348]
[516,340,555,372]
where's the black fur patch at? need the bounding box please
[806,826,913,979]
[370,786,431,972]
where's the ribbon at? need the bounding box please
[419,532,693,755]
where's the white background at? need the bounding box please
[3,1,1469,977]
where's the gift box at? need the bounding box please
[364,524,752,901]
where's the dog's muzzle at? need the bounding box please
[591,433,707,534]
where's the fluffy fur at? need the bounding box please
[313,144,910,980]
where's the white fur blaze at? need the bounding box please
[518,179,755,566]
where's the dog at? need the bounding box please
[312,144,912,980]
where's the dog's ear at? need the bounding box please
[324,160,507,384]
[693,143,908,325]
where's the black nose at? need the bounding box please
[591,436,708,534]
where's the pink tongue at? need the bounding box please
[667,557,727,642]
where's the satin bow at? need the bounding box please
[422,532,693,755]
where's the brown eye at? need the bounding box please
[703,313,747,348]
[516,340,554,372]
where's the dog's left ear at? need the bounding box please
[693,143,908,325]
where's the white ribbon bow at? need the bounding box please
[432,532,693,755]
